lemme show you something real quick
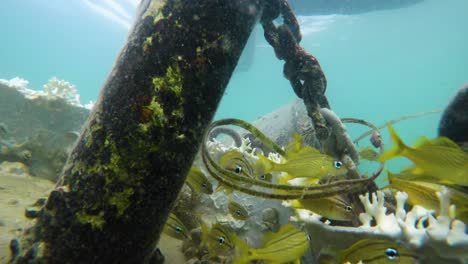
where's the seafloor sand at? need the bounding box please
[0,162,55,262]
[157,235,186,264]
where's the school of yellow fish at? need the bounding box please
[160,123,468,263]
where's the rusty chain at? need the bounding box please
[260,0,330,140]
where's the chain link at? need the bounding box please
[261,0,330,140]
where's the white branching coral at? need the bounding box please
[0,77,29,89]
[206,136,259,165]
[42,77,81,106]
[294,189,468,262]
[0,76,91,109]
[358,191,401,237]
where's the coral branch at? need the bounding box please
[296,190,468,262]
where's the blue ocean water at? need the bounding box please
[0,0,134,105]
[1,0,466,182]
[224,0,468,127]
[221,0,468,182]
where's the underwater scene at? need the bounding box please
[0,0,467,263]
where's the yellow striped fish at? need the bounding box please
[202,223,309,264]
[287,195,356,221]
[379,125,468,186]
[337,239,419,263]
[234,224,310,264]
[162,213,189,240]
[220,150,272,182]
[228,200,249,221]
[185,166,213,194]
[255,133,347,181]
[201,222,237,256]
[220,151,256,177]
[388,171,468,222]
[217,150,272,193]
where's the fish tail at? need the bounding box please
[232,237,257,264]
[289,199,302,209]
[256,154,274,173]
[378,125,408,162]
[278,174,294,184]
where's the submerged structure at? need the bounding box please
[9,0,263,262]
[1,0,466,263]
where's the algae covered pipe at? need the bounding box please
[11,0,264,263]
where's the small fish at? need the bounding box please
[256,150,347,181]
[255,132,348,181]
[337,239,419,263]
[203,222,309,264]
[387,171,468,222]
[185,166,213,194]
[162,213,189,240]
[234,224,310,264]
[379,125,468,186]
[359,146,379,161]
[387,171,440,212]
[202,222,237,256]
[220,151,272,181]
[216,150,271,193]
[228,200,249,221]
[220,151,256,178]
[287,195,356,221]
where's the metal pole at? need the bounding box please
[11,0,263,263]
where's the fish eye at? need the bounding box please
[385,248,399,261]
[236,210,242,216]
[217,236,225,245]
[175,227,182,233]
[345,205,353,212]
[260,174,266,180]
[333,161,343,169]
[235,165,242,174]
[202,182,207,188]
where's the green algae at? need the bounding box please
[76,210,106,230]
[153,64,184,97]
[143,0,167,21]
[138,98,166,132]
[109,188,134,217]
[78,137,140,219]
[84,124,103,149]
[148,99,167,126]
[143,36,154,52]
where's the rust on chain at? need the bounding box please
[260,0,330,140]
